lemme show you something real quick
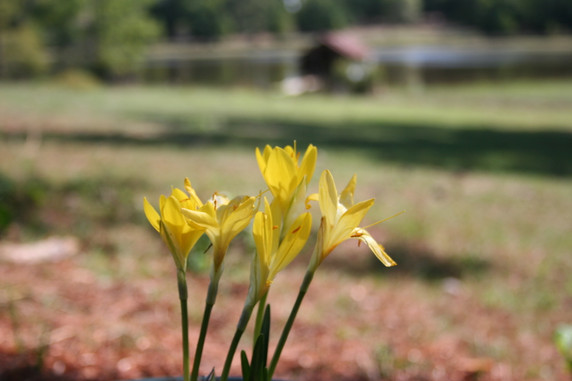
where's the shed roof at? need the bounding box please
[318,33,369,61]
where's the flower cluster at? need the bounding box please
[143,143,397,381]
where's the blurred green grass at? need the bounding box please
[2,80,571,177]
[1,80,571,377]
[1,79,571,271]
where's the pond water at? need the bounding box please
[143,44,572,88]
[375,45,572,86]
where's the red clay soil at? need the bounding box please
[0,255,569,381]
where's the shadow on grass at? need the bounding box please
[0,171,146,246]
[323,241,490,282]
[382,242,489,281]
[3,113,572,177]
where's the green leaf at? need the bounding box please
[260,305,271,367]
[251,333,266,381]
[262,367,268,381]
[248,305,272,381]
[204,368,216,381]
[555,324,572,371]
[240,350,251,381]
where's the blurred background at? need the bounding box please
[1,1,571,380]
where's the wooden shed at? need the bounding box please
[300,32,370,79]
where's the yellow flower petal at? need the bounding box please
[159,220,184,269]
[267,148,297,202]
[318,170,338,226]
[340,174,357,208]
[269,212,312,280]
[184,178,203,208]
[143,197,161,232]
[256,143,318,219]
[299,144,317,185]
[306,193,319,203]
[329,199,374,244]
[144,183,206,272]
[352,228,396,267]
[252,211,271,264]
[162,195,187,229]
[322,199,374,257]
[171,187,188,202]
[184,193,256,276]
[311,170,397,271]
[219,196,256,240]
[182,203,218,230]
[255,145,271,176]
[159,194,167,213]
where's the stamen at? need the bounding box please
[363,210,405,229]
[212,192,220,208]
[257,189,270,198]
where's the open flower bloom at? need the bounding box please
[256,143,317,228]
[143,180,205,271]
[247,198,312,306]
[182,192,257,279]
[308,169,396,272]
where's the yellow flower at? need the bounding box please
[143,180,205,271]
[256,143,317,218]
[309,169,396,271]
[182,192,257,278]
[247,198,312,305]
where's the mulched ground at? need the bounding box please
[0,251,569,381]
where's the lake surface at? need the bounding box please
[374,45,572,85]
[144,44,572,88]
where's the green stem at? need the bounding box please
[190,279,219,381]
[253,291,268,347]
[177,270,190,381]
[268,271,314,380]
[220,305,255,381]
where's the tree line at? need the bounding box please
[0,0,158,79]
[1,0,571,80]
[153,0,572,38]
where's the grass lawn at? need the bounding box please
[0,80,571,380]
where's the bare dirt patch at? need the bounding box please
[1,250,569,381]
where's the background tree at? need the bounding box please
[187,0,230,40]
[296,0,349,32]
[382,0,422,23]
[151,0,190,39]
[226,0,292,35]
[0,0,49,78]
[0,0,159,80]
[2,0,572,81]
[86,0,160,78]
[424,0,571,34]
